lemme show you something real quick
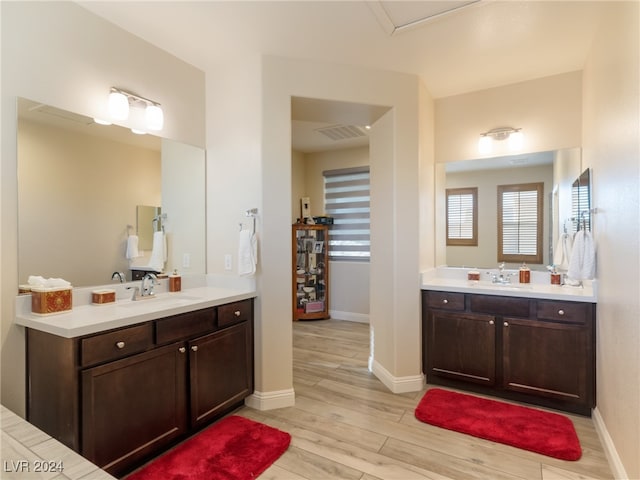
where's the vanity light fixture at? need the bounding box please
[106,87,164,131]
[478,127,523,154]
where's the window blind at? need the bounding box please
[498,183,543,263]
[446,187,477,246]
[323,167,370,261]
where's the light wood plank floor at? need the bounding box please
[235,319,613,480]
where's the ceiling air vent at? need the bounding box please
[315,125,367,141]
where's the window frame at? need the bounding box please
[497,182,544,264]
[446,187,478,246]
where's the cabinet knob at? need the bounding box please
[234,310,241,317]
[191,345,199,352]
[489,320,494,325]
[115,341,125,349]
[178,347,186,353]
[503,321,509,327]
[558,309,565,316]
[442,299,448,304]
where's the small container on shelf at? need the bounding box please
[467,270,480,281]
[519,263,531,284]
[169,269,182,292]
[31,286,73,315]
[92,289,116,305]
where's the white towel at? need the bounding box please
[553,232,573,271]
[238,230,257,276]
[147,231,167,272]
[567,230,596,281]
[125,235,141,259]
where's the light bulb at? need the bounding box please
[108,91,129,120]
[508,130,524,150]
[145,104,164,131]
[478,135,492,155]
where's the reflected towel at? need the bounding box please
[567,230,596,281]
[553,232,573,271]
[126,235,141,259]
[147,231,167,272]
[238,229,257,276]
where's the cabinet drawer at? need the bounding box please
[81,323,153,367]
[536,300,589,324]
[218,299,253,328]
[470,295,530,317]
[156,308,217,345]
[424,291,465,311]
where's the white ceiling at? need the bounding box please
[79,0,606,152]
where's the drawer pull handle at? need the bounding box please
[558,309,565,316]
[489,320,494,325]
[503,321,509,327]
[191,345,199,352]
[442,299,449,304]
[179,347,186,353]
[116,341,125,349]
[234,310,241,317]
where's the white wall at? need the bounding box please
[207,55,432,406]
[1,2,205,415]
[582,3,639,478]
[435,71,582,163]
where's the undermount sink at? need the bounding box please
[117,293,202,308]
[471,281,532,290]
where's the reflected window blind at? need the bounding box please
[446,187,477,246]
[498,182,543,263]
[572,184,590,231]
[323,167,370,261]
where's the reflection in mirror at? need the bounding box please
[17,97,206,288]
[438,148,581,270]
[137,205,162,251]
[572,168,591,231]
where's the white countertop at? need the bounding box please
[15,275,257,338]
[421,267,597,303]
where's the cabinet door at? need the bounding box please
[81,342,188,475]
[502,317,591,406]
[189,321,253,427]
[426,311,496,386]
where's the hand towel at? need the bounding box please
[125,235,141,259]
[147,231,166,272]
[567,230,596,281]
[553,232,573,271]
[238,229,258,276]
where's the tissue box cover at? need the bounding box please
[31,287,72,315]
[92,289,116,305]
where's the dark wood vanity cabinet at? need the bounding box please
[422,291,595,416]
[26,298,254,477]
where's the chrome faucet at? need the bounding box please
[111,271,126,283]
[486,262,515,284]
[141,273,159,297]
[126,273,159,301]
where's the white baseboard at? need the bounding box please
[329,310,369,323]
[370,359,424,394]
[592,407,629,479]
[244,388,295,411]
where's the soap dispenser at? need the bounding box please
[169,269,182,292]
[519,263,531,284]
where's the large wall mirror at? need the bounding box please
[436,147,581,271]
[17,97,206,288]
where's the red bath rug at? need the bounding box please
[415,388,581,460]
[126,415,291,479]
